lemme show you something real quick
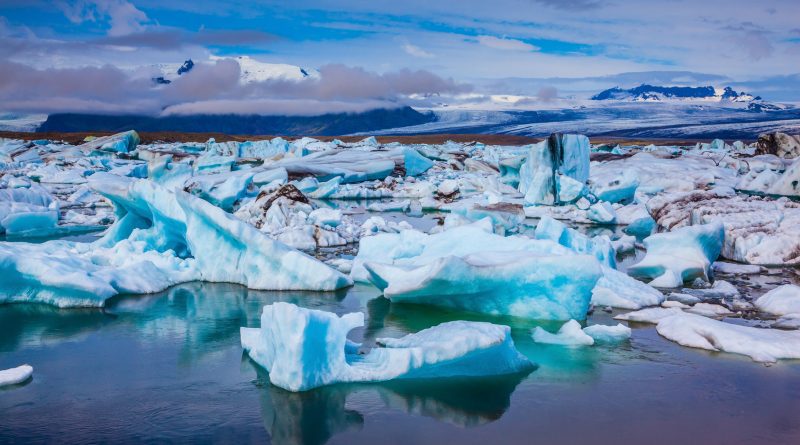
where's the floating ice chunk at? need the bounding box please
[0,176,351,307]
[656,313,800,363]
[684,280,740,301]
[755,285,800,317]
[364,251,601,320]
[589,168,639,204]
[78,130,139,154]
[586,202,616,224]
[352,221,571,283]
[239,138,290,159]
[662,300,690,309]
[611,235,636,255]
[518,134,590,206]
[592,266,664,310]
[623,214,655,237]
[627,223,724,287]
[712,262,765,275]
[582,323,631,343]
[0,185,59,235]
[668,292,701,305]
[614,307,684,324]
[772,314,800,330]
[308,208,342,227]
[402,147,435,176]
[685,303,734,318]
[0,365,33,387]
[534,216,616,268]
[241,302,533,391]
[532,320,594,346]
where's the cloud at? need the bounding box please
[0,57,472,115]
[56,0,149,36]
[402,43,434,58]
[536,86,558,102]
[528,0,602,10]
[162,99,400,116]
[477,35,538,52]
[94,29,278,50]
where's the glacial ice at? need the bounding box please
[241,302,533,391]
[532,320,594,346]
[0,185,59,235]
[627,223,724,287]
[754,285,800,317]
[0,364,33,387]
[364,251,602,320]
[0,175,351,307]
[656,313,800,363]
[582,323,632,343]
[534,216,616,268]
[518,134,590,205]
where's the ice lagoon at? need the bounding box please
[2,132,800,444]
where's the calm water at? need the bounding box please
[2,282,800,444]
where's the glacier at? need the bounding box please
[241,302,534,391]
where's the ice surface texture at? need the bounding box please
[518,134,590,206]
[241,302,534,391]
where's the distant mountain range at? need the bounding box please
[36,107,434,136]
[591,84,756,103]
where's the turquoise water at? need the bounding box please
[2,282,800,444]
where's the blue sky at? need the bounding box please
[0,0,799,114]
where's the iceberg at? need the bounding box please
[0,175,351,307]
[589,168,639,204]
[582,323,631,343]
[656,312,800,363]
[754,285,800,316]
[518,133,590,206]
[532,320,594,346]
[534,216,616,268]
[364,251,602,320]
[241,302,533,392]
[627,222,724,288]
[77,130,140,154]
[0,364,33,387]
[0,185,59,235]
[592,266,664,309]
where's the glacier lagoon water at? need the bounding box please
[2,281,800,444]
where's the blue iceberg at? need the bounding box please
[627,222,725,288]
[241,302,534,391]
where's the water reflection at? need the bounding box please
[250,359,530,445]
[0,303,112,352]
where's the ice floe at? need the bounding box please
[241,302,533,391]
[0,364,33,387]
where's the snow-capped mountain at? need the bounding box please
[152,56,318,86]
[225,56,319,84]
[591,84,756,103]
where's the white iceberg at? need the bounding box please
[241,302,533,392]
[755,285,800,317]
[583,323,632,343]
[591,266,664,310]
[656,312,800,363]
[627,223,724,287]
[0,364,33,387]
[532,320,594,346]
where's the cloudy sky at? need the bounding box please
[1,0,799,114]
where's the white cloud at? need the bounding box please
[476,35,539,51]
[56,0,149,36]
[402,43,434,58]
